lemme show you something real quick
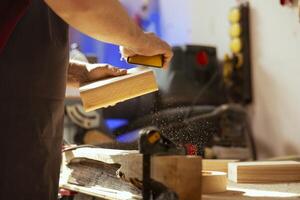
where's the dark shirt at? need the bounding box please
[0,0,69,199]
[0,0,31,53]
[0,0,68,100]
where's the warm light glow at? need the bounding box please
[227,186,300,198]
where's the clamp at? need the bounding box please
[138,127,186,200]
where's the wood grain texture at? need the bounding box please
[202,171,227,194]
[202,159,238,173]
[62,183,141,200]
[61,147,202,200]
[79,67,158,112]
[228,161,300,183]
[152,155,202,200]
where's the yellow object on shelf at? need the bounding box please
[230,38,242,53]
[235,53,244,69]
[229,8,241,23]
[223,54,232,78]
[127,55,163,68]
[230,23,242,38]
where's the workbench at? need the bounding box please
[203,181,300,200]
[61,147,300,200]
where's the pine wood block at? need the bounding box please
[152,155,202,200]
[202,171,227,194]
[79,67,158,112]
[228,161,300,183]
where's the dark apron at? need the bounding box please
[0,0,68,199]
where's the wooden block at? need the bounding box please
[202,171,227,194]
[79,67,158,112]
[203,159,238,173]
[61,147,202,200]
[228,161,300,183]
[152,156,202,200]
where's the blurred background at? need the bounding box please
[64,0,300,160]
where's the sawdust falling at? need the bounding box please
[146,106,218,155]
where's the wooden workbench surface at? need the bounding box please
[203,181,300,200]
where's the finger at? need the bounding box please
[106,65,127,76]
[87,65,126,81]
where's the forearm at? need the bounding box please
[45,0,144,48]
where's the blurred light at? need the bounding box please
[105,118,128,131]
[117,129,140,143]
[227,186,299,198]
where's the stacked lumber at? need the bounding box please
[202,159,238,173]
[228,161,300,183]
[60,147,202,200]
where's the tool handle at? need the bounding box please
[143,154,152,200]
[127,55,163,68]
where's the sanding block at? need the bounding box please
[127,55,163,68]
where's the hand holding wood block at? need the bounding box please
[79,67,158,112]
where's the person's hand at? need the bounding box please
[68,61,127,88]
[119,32,173,68]
[85,63,127,82]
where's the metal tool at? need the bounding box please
[127,55,163,68]
[138,127,185,200]
[66,104,100,129]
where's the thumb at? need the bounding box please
[119,46,136,60]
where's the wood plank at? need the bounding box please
[79,67,158,112]
[62,183,141,200]
[203,181,300,200]
[203,159,238,173]
[228,161,300,183]
[61,147,202,200]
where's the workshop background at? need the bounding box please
[66,0,300,159]
[158,0,300,158]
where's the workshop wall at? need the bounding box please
[159,0,300,158]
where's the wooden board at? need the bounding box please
[203,159,238,173]
[61,157,141,199]
[202,171,227,194]
[79,67,158,112]
[61,147,202,200]
[203,181,300,200]
[228,161,300,183]
[62,183,141,200]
